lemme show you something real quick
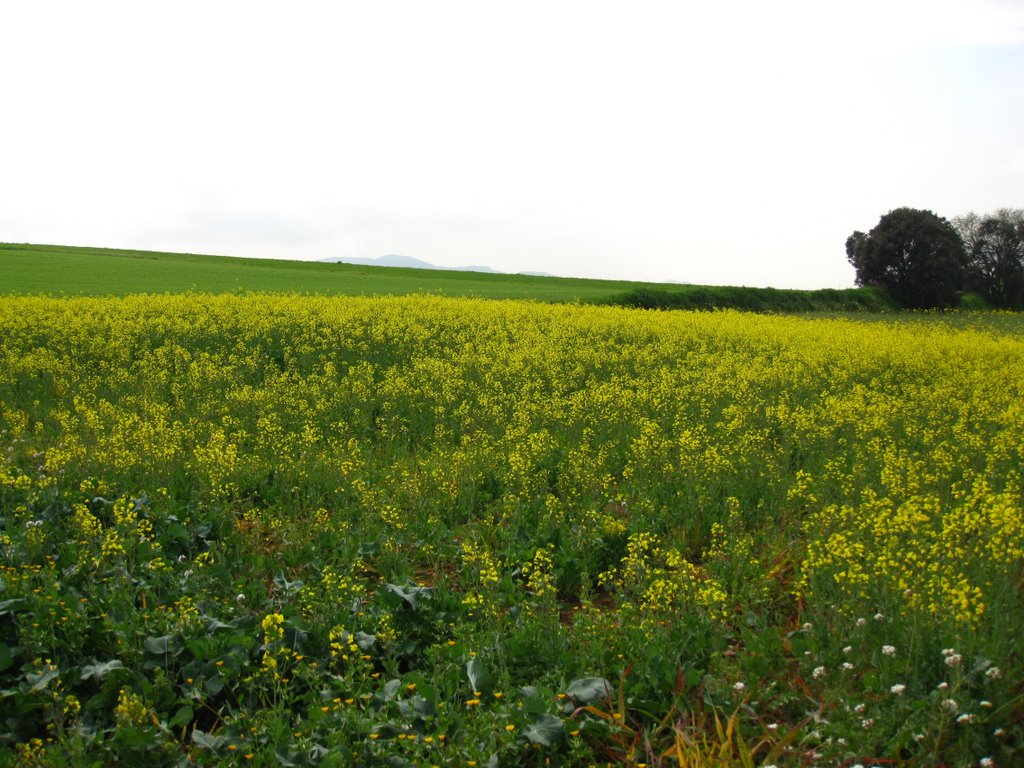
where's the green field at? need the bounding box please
[0,243,670,302]
[0,243,894,311]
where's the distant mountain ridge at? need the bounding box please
[318,254,495,272]
[319,254,551,276]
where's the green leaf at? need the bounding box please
[385,583,432,609]
[374,678,402,706]
[355,631,376,651]
[520,685,552,714]
[0,642,11,672]
[80,659,124,681]
[357,541,380,557]
[0,599,26,615]
[273,571,303,596]
[466,657,491,695]
[204,617,235,632]
[523,714,564,746]
[565,677,612,705]
[169,705,194,729]
[412,695,436,717]
[205,676,225,697]
[26,667,60,692]
[192,729,226,751]
[143,635,175,655]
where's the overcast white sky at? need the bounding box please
[3,1,1023,288]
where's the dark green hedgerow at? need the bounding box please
[605,285,899,313]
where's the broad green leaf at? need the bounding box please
[205,676,225,697]
[374,678,402,705]
[466,657,491,694]
[274,747,300,767]
[412,695,436,717]
[143,635,174,655]
[169,705,194,728]
[26,667,60,692]
[204,617,235,632]
[192,730,226,750]
[273,571,303,595]
[520,685,554,714]
[523,713,564,746]
[385,583,432,609]
[0,599,25,616]
[565,677,612,705]
[80,659,124,681]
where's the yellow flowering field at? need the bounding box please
[0,294,1021,767]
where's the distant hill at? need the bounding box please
[319,254,498,273]
[318,254,554,277]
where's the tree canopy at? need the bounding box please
[846,208,966,309]
[953,209,1024,309]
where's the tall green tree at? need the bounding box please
[846,208,966,309]
[953,209,1024,309]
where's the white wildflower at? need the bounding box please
[890,683,906,695]
[812,666,826,680]
[985,667,1002,680]
[941,699,959,713]
[882,645,896,657]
